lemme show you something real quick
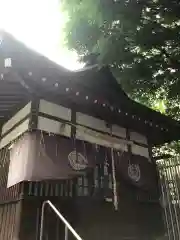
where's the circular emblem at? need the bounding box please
[68,151,88,171]
[128,164,141,182]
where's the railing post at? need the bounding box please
[39,201,46,240]
[39,200,82,240]
[65,226,68,240]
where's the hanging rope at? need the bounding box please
[110,126,118,211]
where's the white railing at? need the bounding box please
[39,200,83,240]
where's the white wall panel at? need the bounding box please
[37,116,71,137]
[131,144,149,158]
[76,126,128,151]
[0,118,30,149]
[76,112,109,133]
[39,99,71,121]
[130,131,147,145]
[2,102,31,135]
[112,125,126,139]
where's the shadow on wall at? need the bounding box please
[72,196,164,240]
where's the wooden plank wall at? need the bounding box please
[16,183,163,240]
[71,198,164,240]
[18,197,76,240]
[0,201,21,240]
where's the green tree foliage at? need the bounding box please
[62,0,180,119]
[62,0,180,156]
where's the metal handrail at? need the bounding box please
[39,200,83,240]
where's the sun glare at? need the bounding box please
[0,0,81,70]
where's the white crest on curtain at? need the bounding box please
[128,164,141,182]
[68,151,88,171]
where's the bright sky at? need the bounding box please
[0,0,81,70]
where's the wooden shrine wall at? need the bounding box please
[38,99,150,160]
[0,99,164,240]
[0,99,151,156]
[72,198,164,240]
[14,180,164,240]
[0,147,163,240]
[0,170,163,240]
[0,99,152,191]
